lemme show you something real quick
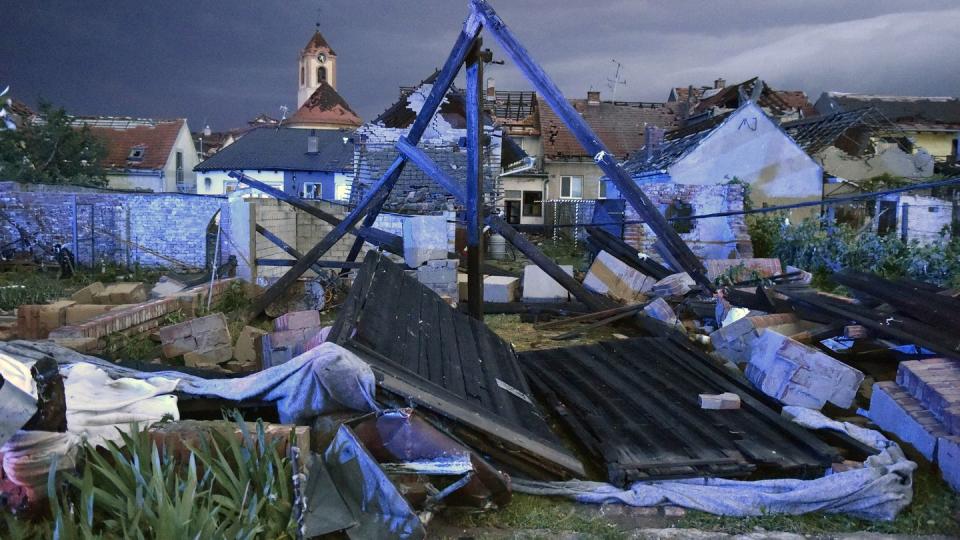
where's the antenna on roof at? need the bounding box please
[278,105,289,130]
[607,59,627,101]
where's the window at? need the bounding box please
[127,145,145,162]
[560,175,583,198]
[175,151,184,186]
[598,180,607,199]
[317,66,327,85]
[334,183,351,201]
[300,66,305,86]
[301,182,322,200]
[204,177,212,189]
[522,190,543,216]
[664,199,695,234]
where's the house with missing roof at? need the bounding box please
[193,127,355,200]
[75,117,199,192]
[669,77,818,127]
[603,100,822,259]
[349,75,502,214]
[815,92,960,166]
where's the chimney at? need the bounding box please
[587,90,601,105]
[643,124,665,162]
[714,77,726,89]
[307,129,319,154]
[486,77,496,102]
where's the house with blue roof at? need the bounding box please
[193,127,355,201]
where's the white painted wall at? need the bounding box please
[196,170,284,196]
[815,143,934,181]
[668,102,823,209]
[161,122,199,192]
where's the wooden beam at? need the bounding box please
[465,38,484,320]
[255,224,328,275]
[470,0,712,292]
[232,172,403,255]
[398,138,609,311]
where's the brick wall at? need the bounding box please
[0,184,226,268]
[623,183,752,261]
[223,197,456,285]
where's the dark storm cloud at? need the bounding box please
[3,1,958,131]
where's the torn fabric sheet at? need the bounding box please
[513,408,915,521]
[0,340,378,424]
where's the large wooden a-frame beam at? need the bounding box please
[244,14,484,316]
[470,0,712,292]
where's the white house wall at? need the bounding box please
[161,122,199,192]
[815,143,934,182]
[668,102,823,213]
[196,170,284,196]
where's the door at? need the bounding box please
[505,200,521,225]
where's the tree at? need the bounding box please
[0,101,108,186]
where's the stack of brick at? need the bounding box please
[259,310,324,368]
[159,313,233,369]
[746,329,864,410]
[868,358,960,491]
[48,278,238,351]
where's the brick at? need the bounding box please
[746,329,864,409]
[867,381,947,461]
[94,282,147,305]
[234,326,268,366]
[158,319,194,342]
[64,304,115,325]
[274,310,321,331]
[189,313,229,336]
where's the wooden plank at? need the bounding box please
[536,302,649,330]
[471,0,711,292]
[437,294,468,398]
[551,306,643,340]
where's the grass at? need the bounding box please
[484,313,620,352]
[0,264,164,311]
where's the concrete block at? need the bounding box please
[938,436,960,492]
[522,265,574,303]
[746,329,864,409]
[403,215,447,267]
[273,310,321,331]
[189,313,229,336]
[583,250,655,303]
[897,358,960,435]
[642,297,679,327]
[234,326,268,366]
[95,282,147,305]
[457,273,469,301]
[70,282,105,304]
[416,260,457,286]
[867,381,947,461]
[483,276,519,303]
[651,272,695,297]
[710,313,801,365]
[184,344,233,368]
[162,336,199,358]
[159,319,194,342]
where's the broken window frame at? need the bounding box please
[301,182,323,200]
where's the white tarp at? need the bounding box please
[512,407,916,521]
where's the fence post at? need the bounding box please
[900,202,910,242]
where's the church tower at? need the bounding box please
[297,24,337,109]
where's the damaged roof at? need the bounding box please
[816,92,960,131]
[288,81,362,128]
[538,95,678,160]
[194,127,355,173]
[622,111,731,175]
[693,78,818,119]
[76,117,187,172]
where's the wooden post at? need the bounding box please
[470,0,712,292]
[466,39,484,319]
[900,202,909,243]
[396,137,609,311]
[71,195,79,265]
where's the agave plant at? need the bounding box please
[37,414,299,539]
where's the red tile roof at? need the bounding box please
[84,118,185,171]
[288,81,362,128]
[537,97,679,159]
[303,29,336,56]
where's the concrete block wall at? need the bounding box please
[623,183,751,261]
[0,184,226,269]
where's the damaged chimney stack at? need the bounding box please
[714,77,726,89]
[587,90,601,105]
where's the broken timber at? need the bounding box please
[470,0,711,292]
[328,250,584,479]
[465,38,485,319]
[585,226,671,280]
[396,137,611,312]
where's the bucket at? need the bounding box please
[487,234,507,259]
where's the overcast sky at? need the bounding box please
[4,1,959,131]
